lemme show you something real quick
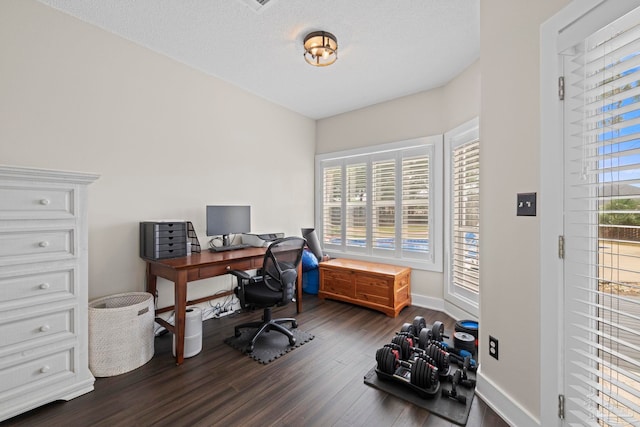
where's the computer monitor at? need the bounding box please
[206,205,251,247]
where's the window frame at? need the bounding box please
[444,117,480,316]
[315,136,443,272]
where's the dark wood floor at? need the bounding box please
[3,295,508,427]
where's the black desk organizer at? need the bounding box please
[140,221,188,259]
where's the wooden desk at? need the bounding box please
[144,247,303,365]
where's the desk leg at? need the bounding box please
[296,263,302,313]
[174,270,188,365]
[145,263,157,302]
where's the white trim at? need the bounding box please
[444,117,480,316]
[540,7,566,426]
[476,369,539,427]
[410,292,445,313]
[410,293,478,324]
[315,136,438,162]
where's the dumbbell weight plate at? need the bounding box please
[431,321,445,341]
[412,316,426,334]
[418,327,432,349]
[453,331,476,353]
[391,335,412,360]
[400,322,416,335]
[376,346,397,375]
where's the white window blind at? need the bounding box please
[322,164,342,246]
[372,159,396,251]
[564,7,640,425]
[444,118,480,315]
[346,163,367,249]
[316,136,443,270]
[402,155,430,253]
[451,139,479,294]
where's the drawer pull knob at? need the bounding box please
[40,365,50,374]
[40,198,50,205]
[40,325,50,332]
[40,283,50,290]
[39,241,49,248]
[226,266,231,270]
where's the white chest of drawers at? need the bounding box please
[0,165,99,422]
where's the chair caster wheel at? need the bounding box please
[246,345,254,353]
[289,337,296,346]
[292,321,298,329]
[235,330,241,338]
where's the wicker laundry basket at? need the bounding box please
[88,292,155,377]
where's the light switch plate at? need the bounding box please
[517,193,536,216]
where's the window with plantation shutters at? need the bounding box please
[322,164,342,246]
[445,118,479,315]
[562,6,640,425]
[316,136,443,271]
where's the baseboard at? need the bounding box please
[411,293,477,323]
[475,368,539,427]
[411,293,445,313]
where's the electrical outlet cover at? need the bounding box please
[489,335,499,360]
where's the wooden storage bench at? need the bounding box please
[318,258,411,317]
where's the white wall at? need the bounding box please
[316,60,480,307]
[0,0,316,305]
[477,1,569,426]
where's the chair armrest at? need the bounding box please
[228,270,252,281]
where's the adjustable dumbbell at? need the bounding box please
[375,344,439,391]
[391,334,451,379]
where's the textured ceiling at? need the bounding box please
[37,0,480,119]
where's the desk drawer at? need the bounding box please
[199,260,252,278]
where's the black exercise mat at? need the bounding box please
[224,329,314,364]
[364,366,475,426]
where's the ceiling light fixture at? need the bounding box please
[303,31,338,67]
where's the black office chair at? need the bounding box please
[229,237,306,353]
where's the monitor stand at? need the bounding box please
[209,234,249,252]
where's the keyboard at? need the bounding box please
[209,244,250,253]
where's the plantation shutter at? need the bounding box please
[563,7,640,425]
[451,140,479,293]
[322,164,342,246]
[372,158,396,251]
[346,163,367,249]
[402,154,430,253]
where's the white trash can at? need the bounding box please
[88,292,155,377]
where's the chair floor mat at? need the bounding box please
[224,328,314,364]
[363,366,475,426]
